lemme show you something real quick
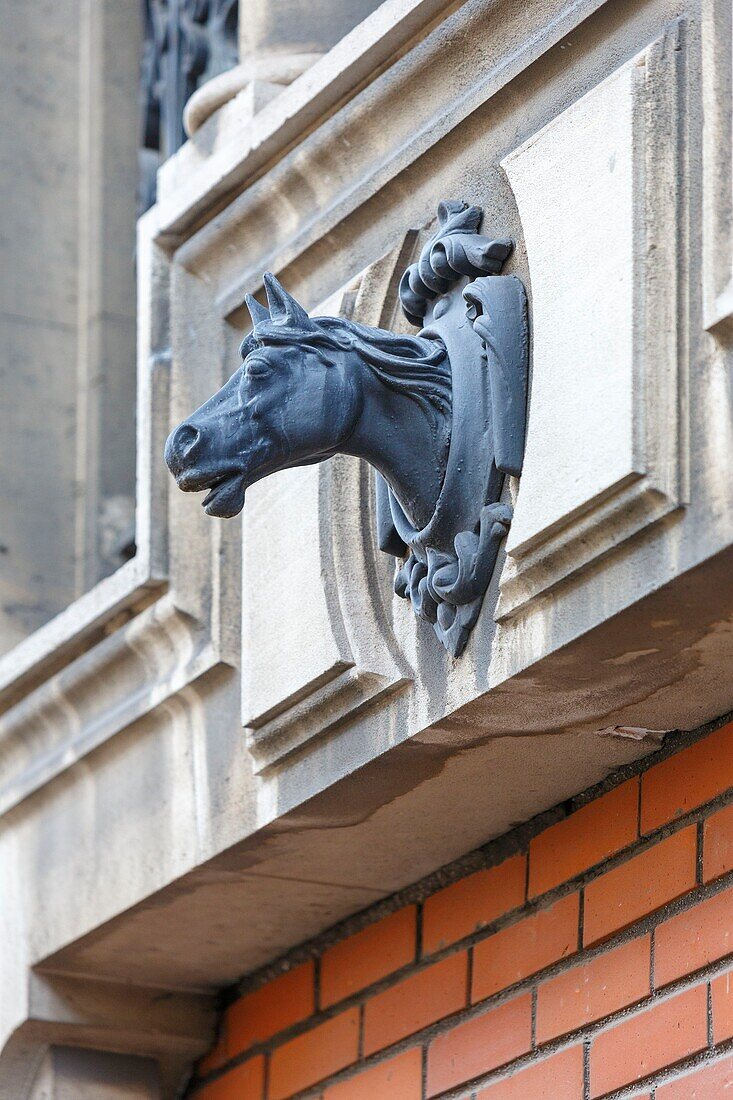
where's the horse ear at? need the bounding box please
[245,294,270,328]
[263,272,313,330]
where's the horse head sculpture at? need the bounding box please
[165,272,451,531]
[166,201,529,656]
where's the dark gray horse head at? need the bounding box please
[165,201,528,658]
[165,272,450,525]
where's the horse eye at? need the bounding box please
[245,358,271,379]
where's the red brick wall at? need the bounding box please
[189,719,733,1099]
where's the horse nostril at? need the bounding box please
[175,423,201,456]
[165,421,202,473]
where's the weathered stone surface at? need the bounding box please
[1,1,732,1097]
[0,0,139,654]
[499,29,684,615]
[702,0,733,334]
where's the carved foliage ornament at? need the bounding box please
[165,202,528,656]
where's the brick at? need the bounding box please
[195,1057,265,1099]
[589,984,708,1097]
[422,854,526,954]
[583,827,697,946]
[196,1035,229,1077]
[321,907,416,1007]
[475,1045,584,1100]
[529,779,639,897]
[655,885,733,986]
[712,971,733,1043]
[268,1009,359,1100]
[362,952,468,1055]
[324,1049,423,1100]
[641,722,733,832]
[472,893,579,1003]
[426,993,532,1096]
[656,1055,733,1099]
[704,802,733,882]
[536,935,651,1042]
[226,962,314,1060]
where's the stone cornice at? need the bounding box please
[0,596,225,817]
[153,0,612,254]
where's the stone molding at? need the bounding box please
[155,0,613,249]
[182,53,323,135]
[702,0,733,336]
[2,974,214,1100]
[0,231,172,713]
[0,597,222,817]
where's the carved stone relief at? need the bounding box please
[165,201,529,659]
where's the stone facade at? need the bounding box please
[1,0,732,1096]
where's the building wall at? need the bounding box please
[189,718,733,1099]
[2,0,733,1096]
[0,0,139,654]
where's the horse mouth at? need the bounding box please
[201,474,246,518]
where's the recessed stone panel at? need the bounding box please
[498,27,686,616]
[701,0,733,335]
[241,276,409,771]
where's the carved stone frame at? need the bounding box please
[702,0,733,337]
[496,26,688,618]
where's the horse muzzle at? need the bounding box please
[200,473,247,517]
[165,421,248,517]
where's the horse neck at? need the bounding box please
[342,359,450,531]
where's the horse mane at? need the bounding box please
[252,315,451,416]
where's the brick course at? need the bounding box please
[425,993,531,1095]
[189,719,733,1100]
[320,906,417,1008]
[528,778,639,897]
[422,854,525,955]
[471,892,579,1002]
[588,984,709,1097]
[268,1010,359,1100]
[583,826,697,945]
[536,934,651,1041]
[655,1054,733,1098]
[228,962,314,1057]
[323,1049,422,1100]
[655,884,733,986]
[362,951,468,1055]
[703,802,733,882]
[194,1057,265,1099]
[640,720,733,831]
[476,1046,584,1099]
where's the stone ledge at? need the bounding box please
[154,0,612,249]
[31,548,733,994]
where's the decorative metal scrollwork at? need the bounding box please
[139,0,238,211]
[165,201,529,657]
